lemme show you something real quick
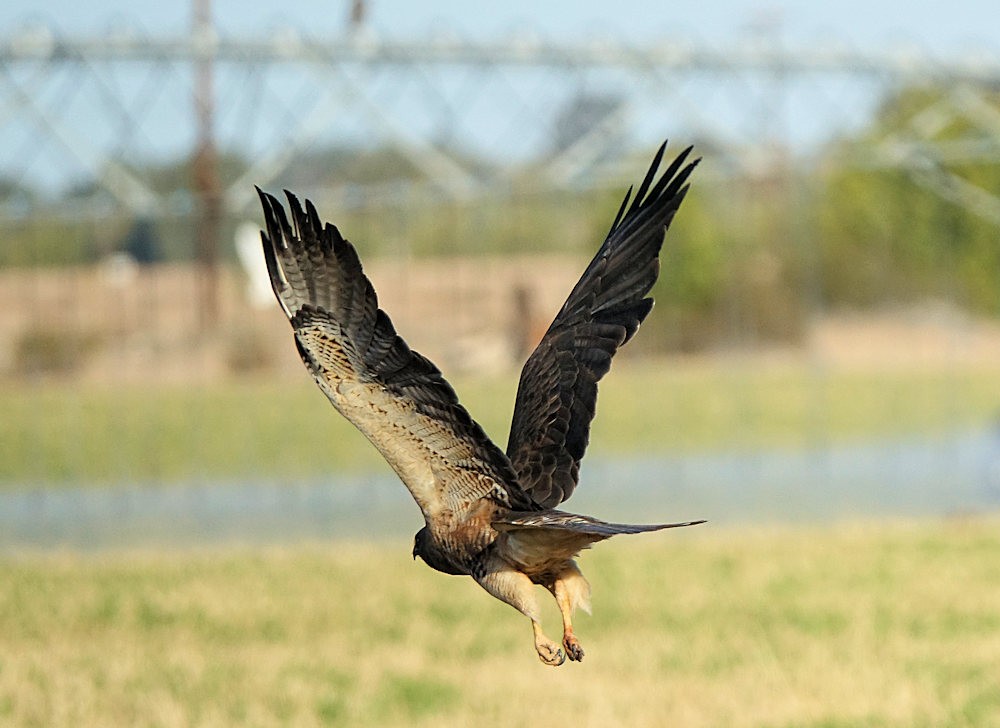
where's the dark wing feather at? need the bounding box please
[506,142,699,508]
[258,188,534,523]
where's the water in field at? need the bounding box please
[3,428,999,551]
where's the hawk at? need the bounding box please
[258,142,704,666]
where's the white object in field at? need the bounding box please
[235,221,274,308]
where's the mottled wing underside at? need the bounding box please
[505,142,700,509]
[258,188,533,523]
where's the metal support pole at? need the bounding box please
[193,0,221,329]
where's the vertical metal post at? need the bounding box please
[349,0,367,28]
[193,0,221,329]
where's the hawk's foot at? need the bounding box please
[532,621,566,666]
[535,639,565,666]
[563,632,585,662]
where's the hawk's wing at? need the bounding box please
[258,189,533,523]
[505,142,699,509]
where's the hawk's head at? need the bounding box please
[412,526,465,576]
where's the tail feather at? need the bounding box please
[494,510,706,538]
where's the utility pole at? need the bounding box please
[349,0,367,29]
[193,0,221,329]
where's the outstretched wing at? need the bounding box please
[258,188,533,524]
[505,142,699,509]
[494,510,705,563]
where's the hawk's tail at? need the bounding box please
[493,510,706,538]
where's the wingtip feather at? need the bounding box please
[630,139,668,212]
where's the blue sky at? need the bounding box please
[2,1,999,54]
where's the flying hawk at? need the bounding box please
[258,142,703,666]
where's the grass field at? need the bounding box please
[4,359,1000,485]
[2,518,999,727]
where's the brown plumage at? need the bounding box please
[258,141,704,666]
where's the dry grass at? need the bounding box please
[2,517,999,727]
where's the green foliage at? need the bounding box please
[273,146,427,188]
[129,149,250,198]
[0,216,111,267]
[817,85,1000,314]
[331,185,615,258]
[641,175,810,352]
[5,91,1000,341]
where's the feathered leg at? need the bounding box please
[477,565,566,666]
[548,561,591,662]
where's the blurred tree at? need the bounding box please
[0,176,35,205]
[817,84,1000,313]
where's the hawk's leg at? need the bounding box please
[531,620,564,667]
[548,561,591,662]
[477,565,566,666]
[553,579,585,661]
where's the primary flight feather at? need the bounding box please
[258,141,703,665]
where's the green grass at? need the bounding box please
[1,518,999,726]
[3,359,1000,485]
